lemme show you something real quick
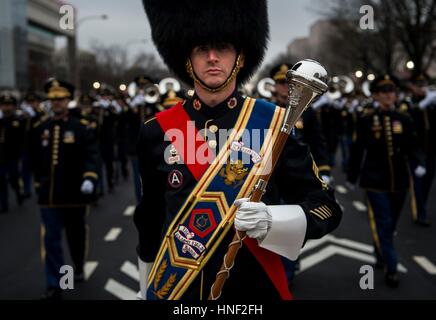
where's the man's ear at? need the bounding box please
[239,53,245,68]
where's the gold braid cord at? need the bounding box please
[186,54,243,93]
[208,230,246,300]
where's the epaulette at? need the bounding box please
[80,119,90,126]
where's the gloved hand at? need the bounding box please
[80,179,94,194]
[414,165,427,178]
[321,175,332,185]
[234,198,272,242]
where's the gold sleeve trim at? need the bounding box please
[83,172,98,180]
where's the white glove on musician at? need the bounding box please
[233,198,308,261]
[137,257,153,300]
[414,165,427,178]
[234,198,272,242]
[80,179,94,194]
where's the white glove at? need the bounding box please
[415,165,427,178]
[80,179,94,194]
[234,198,272,242]
[321,175,332,185]
[137,258,153,300]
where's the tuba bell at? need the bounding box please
[127,81,160,104]
[327,75,355,100]
[256,77,275,99]
[159,77,181,95]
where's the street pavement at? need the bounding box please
[0,165,435,300]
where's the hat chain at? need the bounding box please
[186,54,243,93]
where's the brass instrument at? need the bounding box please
[256,77,276,99]
[127,81,161,104]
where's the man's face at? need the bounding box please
[274,80,288,106]
[190,43,241,88]
[408,83,427,98]
[50,98,69,115]
[0,103,15,116]
[373,86,397,108]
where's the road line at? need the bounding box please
[104,228,122,241]
[124,206,136,216]
[352,201,367,212]
[84,261,98,280]
[121,261,140,282]
[104,279,137,300]
[298,244,407,274]
[336,185,348,194]
[413,256,436,275]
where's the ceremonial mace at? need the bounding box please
[209,59,329,300]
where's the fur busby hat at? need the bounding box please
[143,0,269,86]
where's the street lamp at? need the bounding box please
[72,14,109,93]
[367,74,375,81]
[406,61,415,70]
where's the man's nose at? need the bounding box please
[206,49,219,62]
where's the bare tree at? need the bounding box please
[318,0,436,76]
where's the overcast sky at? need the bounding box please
[65,0,321,69]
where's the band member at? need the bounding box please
[29,79,99,299]
[270,63,331,184]
[134,0,342,300]
[347,75,425,288]
[94,86,118,193]
[0,94,25,213]
[406,74,436,226]
[126,75,160,202]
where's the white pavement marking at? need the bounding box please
[121,261,140,282]
[301,235,373,254]
[124,206,136,216]
[104,279,137,300]
[336,185,348,194]
[84,261,98,280]
[298,244,407,274]
[413,256,436,275]
[104,228,122,242]
[352,201,367,212]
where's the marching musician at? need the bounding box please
[270,63,331,184]
[134,0,342,300]
[406,74,436,227]
[347,75,425,288]
[29,79,99,299]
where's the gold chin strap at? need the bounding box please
[186,54,243,93]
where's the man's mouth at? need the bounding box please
[206,68,222,75]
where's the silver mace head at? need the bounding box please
[281,59,329,135]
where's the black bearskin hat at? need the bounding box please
[143,0,269,85]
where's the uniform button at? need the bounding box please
[53,161,58,165]
[208,140,217,149]
[209,125,218,134]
